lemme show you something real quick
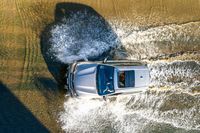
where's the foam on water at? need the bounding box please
[149,60,200,88]
[59,92,200,133]
[49,11,120,63]
[49,15,200,63]
[48,11,200,132]
[109,20,200,59]
[58,60,200,132]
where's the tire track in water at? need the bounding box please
[25,1,42,64]
[22,0,43,79]
[19,0,35,84]
[15,0,41,85]
[19,1,35,81]
[15,0,31,85]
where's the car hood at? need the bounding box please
[74,63,98,94]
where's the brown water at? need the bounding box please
[0,0,200,132]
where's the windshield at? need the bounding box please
[96,65,115,96]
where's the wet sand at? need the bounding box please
[0,0,200,132]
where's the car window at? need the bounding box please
[96,65,115,95]
[118,71,135,88]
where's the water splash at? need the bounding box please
[109,20,200,59]
[49,11,120,63]
[58,59,200,132]
[49,13,200,63]
[49,11,200,133]
[59,92,200,133]
[149,61,200,88]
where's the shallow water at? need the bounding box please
[48,15,200,63]
[59,91,200,132]
[58,59,200,132]
[48,5,200,132]
[0,0,199,132]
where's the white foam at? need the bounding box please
[108,20,200,59]
[51,13,200,132]
[59,92,200,132]
[58,59,200,132]
[49,11,120,63]
[149,60,200,88]
[49,13,200,62]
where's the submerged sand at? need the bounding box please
[0,0,200,132]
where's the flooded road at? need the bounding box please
[0,0,200,132]
[46,2,200,133]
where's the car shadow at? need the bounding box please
[0,81,49,133]
[40,2,120,89]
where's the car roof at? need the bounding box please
[75,60,147,67]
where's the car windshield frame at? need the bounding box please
[96,65,115,96]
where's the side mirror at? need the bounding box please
[83,57,88,61]
[103,57,108,63]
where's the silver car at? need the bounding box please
[66,60,149,98]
